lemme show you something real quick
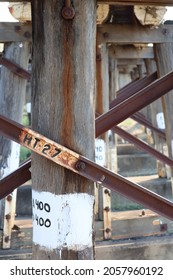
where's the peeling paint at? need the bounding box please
[32,191,94,251]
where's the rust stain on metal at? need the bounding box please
[19,129,79,171]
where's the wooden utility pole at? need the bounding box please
[0,42,30,248]
[31,0,96,259]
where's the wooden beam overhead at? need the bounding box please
[0,22,32,43]
[4,0,173,5]
[98,0,173,6]
[98,24,173,44]
[117,58,144,65]
[109,45,154,59]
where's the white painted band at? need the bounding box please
[32,190,94,251]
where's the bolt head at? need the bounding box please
[4,236,10,243]
[7,195,13,202]
[5,214,11,220]
[75,161,86,171]
[61,6,75,20]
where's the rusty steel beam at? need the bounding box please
[0,159,31,200]
[0,56,31,81]
[132,113,166,140]
[96,70,173,137]
[110,72,157,109]
[109,72,166,139]
[114,125,172,166]
[1,114,173,220]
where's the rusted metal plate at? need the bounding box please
[19,129,79,172]
[1,114,173,220]
[96,70,173,137]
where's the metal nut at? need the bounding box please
[75,161,86,171]
[104,189,110,195]
[4,236,10,243]
[104,206,110,212]
[105,228,111,233]
[7,195,13,202]
[5,214,11,220]
[61,6,75,19]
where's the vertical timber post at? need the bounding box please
[0,42,30,249]
[96,43,111,239]
[144,58,166,177]
[31,0,96,259]
[155,43,173,182]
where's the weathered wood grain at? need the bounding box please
[31,0,96,260]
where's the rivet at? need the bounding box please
[104,206,110,212]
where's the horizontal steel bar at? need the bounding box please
[1,114,173,220]
[96,70,173,137]
[0,57,31,81]
[0,159,31,200]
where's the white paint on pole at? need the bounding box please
[32,190,94,251]
[95,139,106,166]
[156,112,165,129]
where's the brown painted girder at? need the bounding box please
[96,70,173,137]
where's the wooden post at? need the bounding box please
[154,43,173,181]
[31,0,96,260]
[144,58,166,177]
[0,42,30,248]
[96,42,111,239]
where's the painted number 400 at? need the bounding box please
[33,199,51,228]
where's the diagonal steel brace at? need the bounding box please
[0,114,173,220]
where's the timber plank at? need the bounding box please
[4,0,173,6]
[98,0,173,6]
[0,22,32,43]
[98,24,173,44]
